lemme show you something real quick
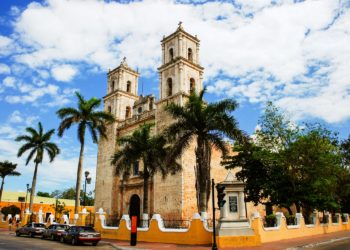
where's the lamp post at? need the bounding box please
[83,171,91,207]
[24,184,30,212]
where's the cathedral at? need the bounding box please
[94,24,254,221]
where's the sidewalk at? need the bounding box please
[102,230,350,250]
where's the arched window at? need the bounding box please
[111,81,115,92]
[125,106,131,119]
[126,81,131,93]
[133,161,139,176]
[138,107,142,114]
[167,78,173,96]
[188,48,193,62]
[190,78,195,94]
[169,48,174,61]
[107,106,112,113]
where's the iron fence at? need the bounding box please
[85,212,95,227]
[162,220,191,229]
[341,214,348,223]
[105,215,120,227]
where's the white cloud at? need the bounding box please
[0,63,11,74]
[8,110,23,123]
[8,110,39,125]
[5,84,59,104]
[51,64,77,82]
[2,76,16,88]
[1,0,349,123]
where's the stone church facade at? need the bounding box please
[94,25,258,221]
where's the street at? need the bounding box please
[309,238,350,250]
[0,231,115,250]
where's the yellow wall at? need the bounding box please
[94,212,350,248]
[0,201,94,219]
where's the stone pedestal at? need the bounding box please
[217,171,254,236]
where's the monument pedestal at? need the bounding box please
[217,219,254,236]
[216,171,255,236]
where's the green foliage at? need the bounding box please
[56,92,114,214]
[285,215,296,225]
[50,200,71,221]
[164,89,246,213]
[111,123,180,214]
[0,161,20,202]
[15,122,59,212]
[224,102,344,215]
[264,214,276,227]
[1,205,20,217]
[50,187,94,206]
[36,191,51,197]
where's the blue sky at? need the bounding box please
[0,0,349,195]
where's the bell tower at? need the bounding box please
[95,57,139,214]
[153,24,205,220]
[158,22,204,104]
[104,57,139,120]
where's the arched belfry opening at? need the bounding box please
[169,48,174,61]
[188,48,193,62]
[129,194,141,227]
[111,81,115,92]
[190,78,195,94]
[125,106,131,119]
[126,81,131,93]
[167,78,173,96]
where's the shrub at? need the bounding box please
[264,214,277,227]
[341,214,348,223]
[1,205,20,217]
[286,215,296,225]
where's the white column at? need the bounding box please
[238,192,246,220]
[162,44,165,64]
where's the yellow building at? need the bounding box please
[0,191,94,220]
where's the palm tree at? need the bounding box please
[16,122,59,212]
[57,92,115,214]
[0,161,21,202]
[111,123,180,217]
[164,89,246,214]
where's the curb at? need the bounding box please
[101,241,146,250]
[286,236,350,249]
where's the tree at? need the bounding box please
[57,92,114,214]
[111,123,180,217]
[164,89,246,214]
[1,205,20,217]
[337,136,350,213]
[0,161,20,202]
[36,191,51,198]
[16,122,60,213]
[50,200,71,222]
[225,102,343,215]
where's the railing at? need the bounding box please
[341,214,348,223]
[162,220,191,229]
[105,215,120,227]
[85,212,95,227]
[304,216,316,225]
[117,110,155,128]
[332,215,339,224]
[320,215,329,224]
[139,219,150,228]
[286,215,297,226]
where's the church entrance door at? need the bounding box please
[129,194,141,227]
